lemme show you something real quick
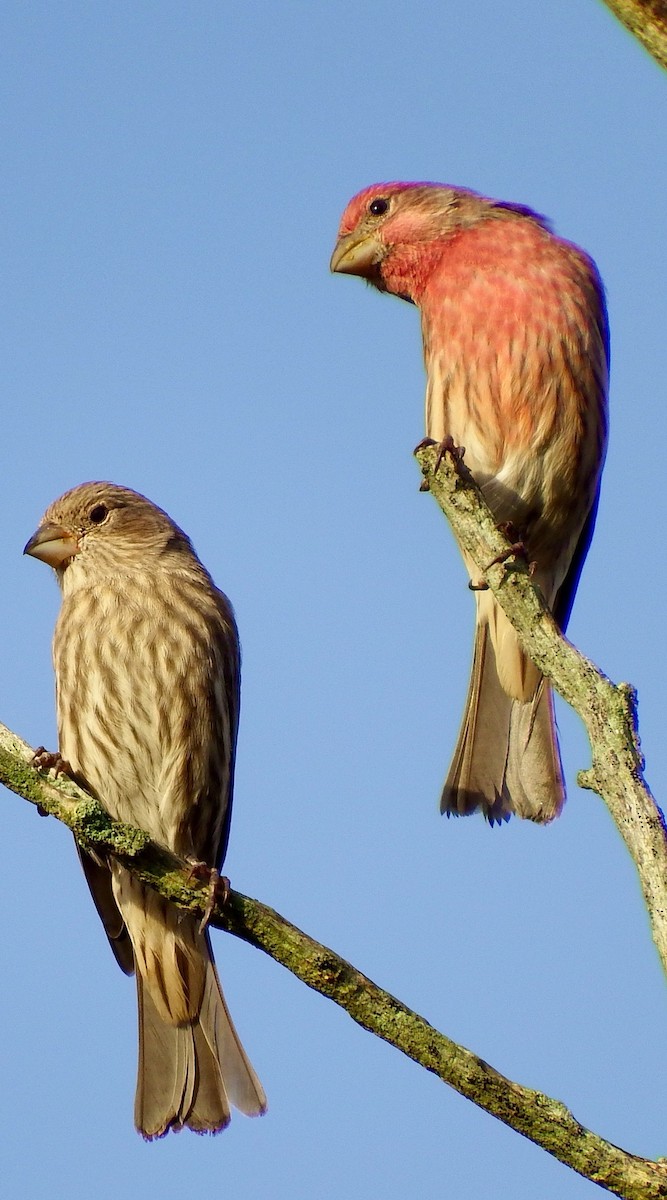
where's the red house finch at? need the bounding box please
[331,183,608,823]
[25,482,266,1137]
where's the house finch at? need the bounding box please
[331,182,608,823]
[24,482,267,1137]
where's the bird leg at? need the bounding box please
[185,861,231,932]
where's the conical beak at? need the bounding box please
[330,229,383,277]
[24,522,80,567]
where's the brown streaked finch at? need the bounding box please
[331,182,608,824]
[24,481,267,1138]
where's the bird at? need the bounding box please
[24,481,267,1137]
[331,182,608,824]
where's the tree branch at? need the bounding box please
[414,442,667,981]
[1,719,667,1196]
[599,0,667,72]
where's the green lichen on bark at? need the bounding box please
[0,745,46,808]
[69,796,150,856]
[2,723,667,1193]
[217,888,667,1197]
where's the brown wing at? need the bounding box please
[78,848,134,974]
[184,585,241,872]
[553,483,601,632]
[212,586,241,872]
[554,261,609,632]
[62,759,135,974]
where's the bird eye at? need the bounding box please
[89,504,109,524]
[369,198,389,217]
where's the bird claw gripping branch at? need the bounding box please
[31,747,74,816]
[485,522,532,572]
[416,436,466,493]
[185,860,231,932]
[32,746,72,778]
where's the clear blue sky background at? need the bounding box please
[1,3,665,1197]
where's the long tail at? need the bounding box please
[108,871,266,1138]
[135,927,267,1138]
[441,621,565,824]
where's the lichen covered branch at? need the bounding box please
[414,441,667,980]
[1,719,667,1196]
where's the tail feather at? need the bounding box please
[106,867,266,1139]
[135,972,203,1138]
[505,683,565,821]
[135,932,267,1139]
[198,939,268,1116]
[442,622,512,823]
[441,623,565,823]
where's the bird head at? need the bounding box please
[330,182,550,303]
[24,482,193,589]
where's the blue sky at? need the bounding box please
[2,3,666,1197]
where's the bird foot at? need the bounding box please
[31,748,72,816]
[485,541,527,569]
[32,747,71,777]
[415,434,465,472]
[468,579,489,591]
[484,522,531,570]
[185,862,231,932]
[415,436,466,491]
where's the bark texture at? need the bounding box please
[1,714,667,1196]
[600,0,667,71]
